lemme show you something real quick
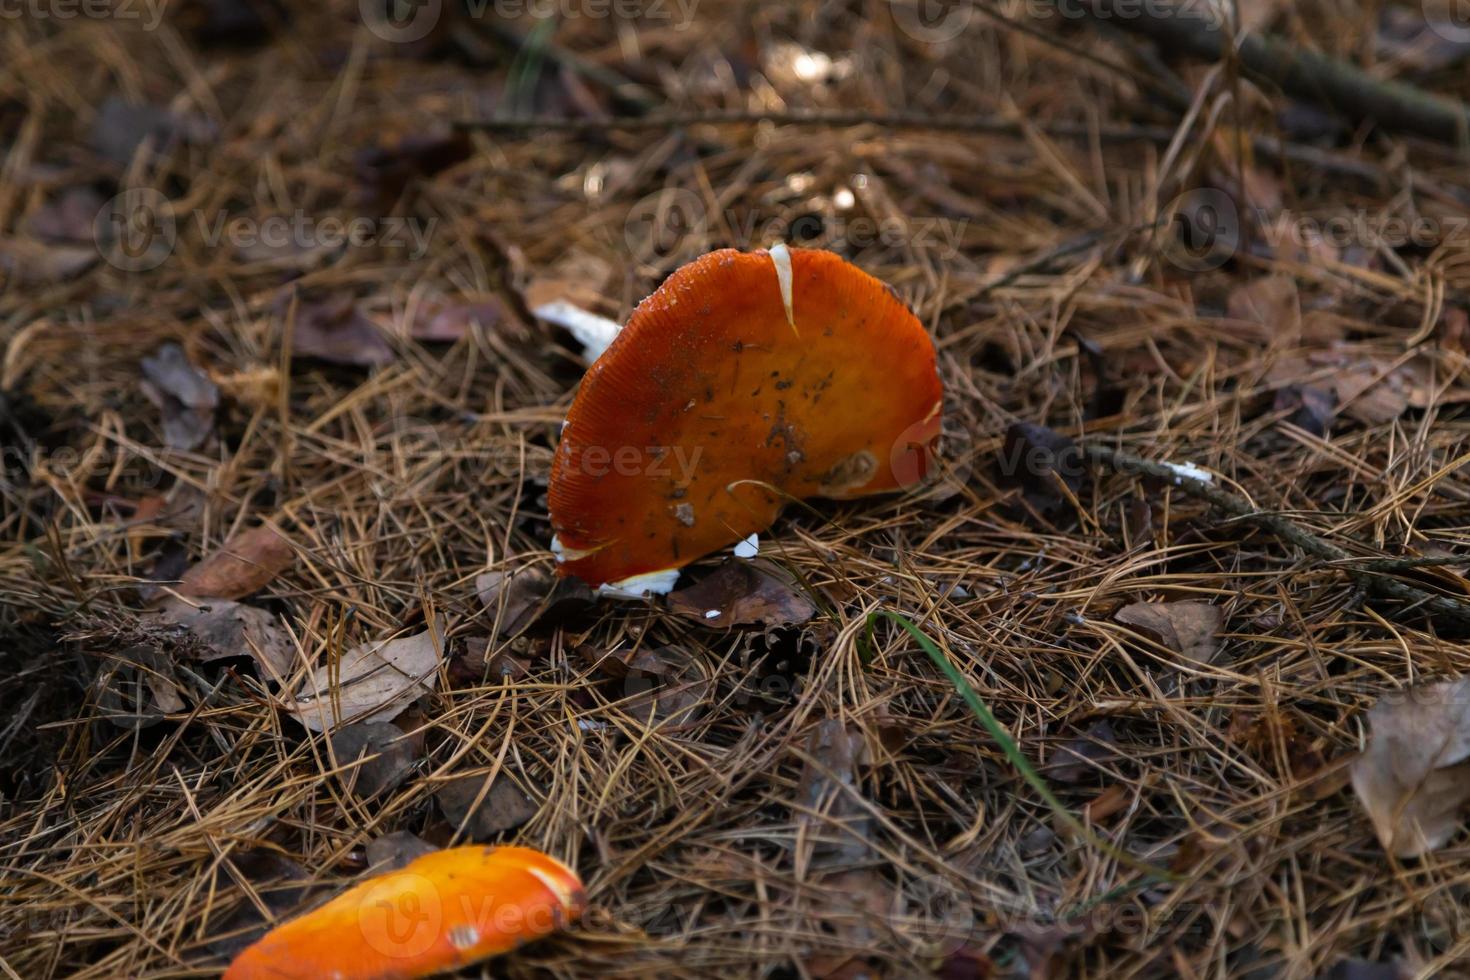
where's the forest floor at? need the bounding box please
[3,1,1470,977]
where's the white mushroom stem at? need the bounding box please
[534,301,623,363]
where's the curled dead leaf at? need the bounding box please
[435,774,539,839]
[179,525,293,600]
[666,561,816,628]
[155,595,295,680]
[327,722,420,799]
[1351,678,1470,857]
[285,621,444,733]
[476,565,554,637]
[140,343,219,451]
[1115,600,1224,666]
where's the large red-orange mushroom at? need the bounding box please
[549,245,943,591]
[223,845,584,980]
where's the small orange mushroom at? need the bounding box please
[223,845,584,980]
[549,245,943,590]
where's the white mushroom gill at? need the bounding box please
[767,243,797,337]
[596,568,681,599]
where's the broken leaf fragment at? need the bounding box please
[223,845,584,980]
[154,595,295,680]
[178,524,293,600]
[1114,600,1224,666]
[1351,677,1470,857]
[475,565,554,637]
[435,773,539,839]
[548,247,942,589]
[666,561,816,627]
[285,621,444,733]
[328,722,420,799]
[140,343,219,451]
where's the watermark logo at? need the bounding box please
[886,873,976,956]
[358,872,443,959]
[360,0,442,43]
[95,188,176,272]
[624,187,709,268]
[889,0,973,43]
[1160,187,1240,272]
[1424,0,1470,42]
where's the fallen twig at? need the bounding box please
[456,109,1428,194]
[1084,444,1470,629]
[1084,0,1470,145]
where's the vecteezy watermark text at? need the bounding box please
[558,444,704,482]
[1162,187,1470,271]
[193,210,436,260]
[359,0,697,43]
[93,189,437,272]
[0,0,166,29]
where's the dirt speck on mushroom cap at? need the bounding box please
[549,247,942,587]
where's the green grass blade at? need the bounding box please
[866,609,1176,883]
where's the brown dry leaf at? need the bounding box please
[998,422,1083,518]
[327,722,420,799]
[796,718,872,864]
[91,96,217,167]
[407,297,505,343]
[667,561,816,627]
[102,644,185,724]
[1043,719,1117,784]
[622,648,712,727]
[1226,275,1299,337]
[1229,708,1328,780]
[1082,783,1130,822]
[1115,600,1224,666]
[287,294,395,366]
[364,831,436,873]
[1332,358,1412,424]
[25,186,105,242]
[179,525,293,600]
[0,238,98,285]
[140,343,219,451]
[475,565,554,637]
[1350,678,1470,857]
[203,850,314,961]
[352,128,471,206]
[155,595,295,679]
[1120,497,1152,545]
[1438,307,1468,353]
[435,773,538,839]
[285,620,443,733]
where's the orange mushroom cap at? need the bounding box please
[549,246,942,588]
[223,845,584,980]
